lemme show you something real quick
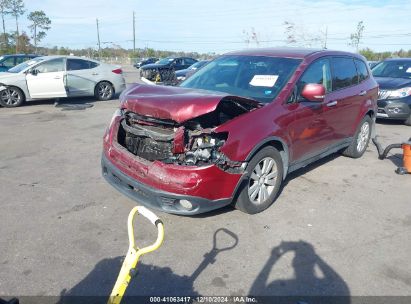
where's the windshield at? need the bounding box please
[372,60,411,79]
[156,58,174,65]
[180,55,301,103]
[8,57,45,73]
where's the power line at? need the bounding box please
[96,18,101,59]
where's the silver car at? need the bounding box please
[0,55,126,107]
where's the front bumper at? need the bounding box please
[377,97,411,120]
[101,153,233,215]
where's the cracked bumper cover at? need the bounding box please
[101,150,244,215]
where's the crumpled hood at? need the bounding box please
[121,84,261,123]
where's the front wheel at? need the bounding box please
[342,116,372,158]
[404,114,411,126]
[0,87,25,107]
[95,81,114,101]
[234,146,284,214]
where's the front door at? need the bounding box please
[26,58,67,99]
[287,57,335,162]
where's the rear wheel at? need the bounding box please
[0,87,25,107]
[234,146,284,214]
[95,81,114,101]
[342,116,372,158]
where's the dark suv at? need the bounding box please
[372,58,411,125]
[102,48,378,215]
[0,54,39,72]
[140,57,197,81]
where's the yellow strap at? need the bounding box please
[108,207,164,304]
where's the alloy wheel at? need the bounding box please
[356,121,370,153]
[248,157,278,204]
[0,88,21,106]
[97,83,112,99]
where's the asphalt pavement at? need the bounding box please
[0,65,410,303]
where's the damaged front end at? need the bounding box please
[117,97,256,172]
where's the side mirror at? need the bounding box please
[30,69,38,76]
[301,83,326,102]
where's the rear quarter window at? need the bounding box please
[331,57,359,91]
[354,59,369,82]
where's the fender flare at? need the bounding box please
[244,136,290,179]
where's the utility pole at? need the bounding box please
[133,11,136,54]
[324,26,328,49]
[96,18,101,59]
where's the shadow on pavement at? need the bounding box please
[57,228,238,303]
[249,241,350,303]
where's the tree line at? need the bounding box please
[0,0,51,54]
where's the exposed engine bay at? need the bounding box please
[117,97,258,170]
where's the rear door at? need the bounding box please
[66,58,100,96]
[287,57,335,161]
[26,58,67,99]
[326,57,362,141]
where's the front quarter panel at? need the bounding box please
[0,73,30,99]
[216,103,291,162]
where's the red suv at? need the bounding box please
[102,48,378,215]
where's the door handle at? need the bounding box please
[326,101,338,107]
[92,73,99,75]
[358,90,367,96]
[54,76,61,79]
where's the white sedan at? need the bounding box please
[0,55,126,107]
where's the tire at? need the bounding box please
[342,116,372,158]
[95,81,114,101]
[234,146,284,214]
[404,114,411,126]
[0,87,25,107]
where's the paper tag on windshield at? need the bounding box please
[249,75,278,87]
[406,67,411,73]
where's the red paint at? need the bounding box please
[121,84,259,123]
[173,126,185,154]
[103,48,378,203]
[301,83,326,102]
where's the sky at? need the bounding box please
[8,0,411,54]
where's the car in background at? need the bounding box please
[134,57,158,69]
[102,48,378,215]
[367,60,379,69]
[372,58,411,125]
[140,56,198,81]
[0,55,126,107]
[0,54,40,72]
[175,60,210,82]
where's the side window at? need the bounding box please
[331,57,359,90]
[1,57,15,68]
[185,58,196,66]
[67,59,97,71]
[296,58,332,100]
[35,58,65,73]
[174,58,182,65]
[15,57,27,65]
[354,59,369,82]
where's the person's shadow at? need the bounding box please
[249,241,350,304]
[57,228,238,304]
[58,257,198,304]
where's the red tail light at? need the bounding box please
[112,68,122,74]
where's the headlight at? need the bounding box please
[177,76,185,81]
[386,87,411,99]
